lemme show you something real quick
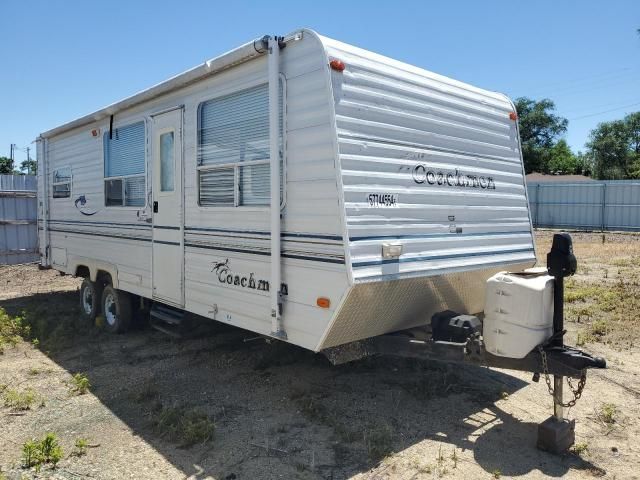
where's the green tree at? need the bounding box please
[586,112,640,180]
[0,156,14,174]
[20,159,37,175]
[547,139,578,174]
[514,97,569,173]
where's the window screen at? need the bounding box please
[197,82,284,207]
[104,121,146,207]
[52,167,72,198]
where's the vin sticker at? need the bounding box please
[368,193,398,207]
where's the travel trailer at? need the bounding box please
[37,31,605,449]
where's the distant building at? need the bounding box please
[526,172,594,183]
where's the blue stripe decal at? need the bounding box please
[349,230,533,241]
[44,228,150,242]
[153,240,180,246]
[185,243,345,264]
[357,258,535,282]
[352,247,535,267]
[185,226,342,241]
[153,225,180,230]
[41,219,152,228]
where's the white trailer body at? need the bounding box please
[37,29,535,352]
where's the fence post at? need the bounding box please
[601,183,607,232]
[535,183,540,228]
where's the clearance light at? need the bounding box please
[317,297,331,308]
[329,59,346,72]
[509,112,518,121]
[91,128,100,137]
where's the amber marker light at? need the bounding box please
[509,112,518,121]
[329,59,346,72]
[317,297,331,308]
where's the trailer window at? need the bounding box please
[103,121,146,207]
[197,81,284,207]
[52,167,72,198]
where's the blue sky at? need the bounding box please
[1,0,639,165]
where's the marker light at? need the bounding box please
[509,112,518,121]
[317,297,331,308]
[329,59,345,72]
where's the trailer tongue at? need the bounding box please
[324,233,606,453]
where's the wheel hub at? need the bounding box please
[82,287,93,315]
[104,294,117,326]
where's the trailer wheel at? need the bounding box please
[101,285,132,334]
[79,278,102,324]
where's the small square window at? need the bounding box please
[52,167,72,198]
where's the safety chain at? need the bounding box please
[538,346,587,408]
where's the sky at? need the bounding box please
[1,0,639,166]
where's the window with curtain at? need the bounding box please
[197,81,284,207]
[103,121,146,207]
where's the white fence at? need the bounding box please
[527,180,640,232]
[0,174,38,265]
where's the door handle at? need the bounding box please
[153,201,158,213]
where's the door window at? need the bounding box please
[160,131,175,192]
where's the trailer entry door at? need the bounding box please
[151,107,184,306]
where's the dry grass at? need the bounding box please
[536,231,640,348]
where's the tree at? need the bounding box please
[514,97,569,173]
[0,156,14,174]
[20,159,37,175]
[586,112,640,180]
[547,139,578,174]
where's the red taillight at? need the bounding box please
[317,297,331,308]
[509,112,518,121]
[329,59,345,72]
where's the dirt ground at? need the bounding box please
[1,231,639,480]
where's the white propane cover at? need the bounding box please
[483,268,555,359]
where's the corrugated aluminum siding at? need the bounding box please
[320,37,536,282]
[528,181,640,231]
[1,175,38,265]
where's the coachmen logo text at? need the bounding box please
[412,166,496,190]
[211,259,288,295]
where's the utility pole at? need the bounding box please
[26,147,31,174]
[10,143,15,167]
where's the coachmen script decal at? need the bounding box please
[212,259,288,295]
[412,166,496,190]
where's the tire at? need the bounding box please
[101,285,132,334]
[79,278,102,324]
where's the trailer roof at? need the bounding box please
[39,29,509,140]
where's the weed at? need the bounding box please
[364,424,393,462]
[69,373,91,395]
[0,308,26,353]
[22,433,63,470]
[492,469,502,479]
[71,438,88,457]
[291,391,359,443]
[3,388,37,411]
[22,440,39,468]
[154,406,214,447]
[133,381,159,404]
[600,403,617,424]
[450,448,458,469]
[28,367,41,376]
[571,442,589,455]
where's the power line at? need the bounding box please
[568,101,640,120]
[562,98,640,115]
[526,67,640,97]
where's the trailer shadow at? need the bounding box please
[1,289,603,479]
